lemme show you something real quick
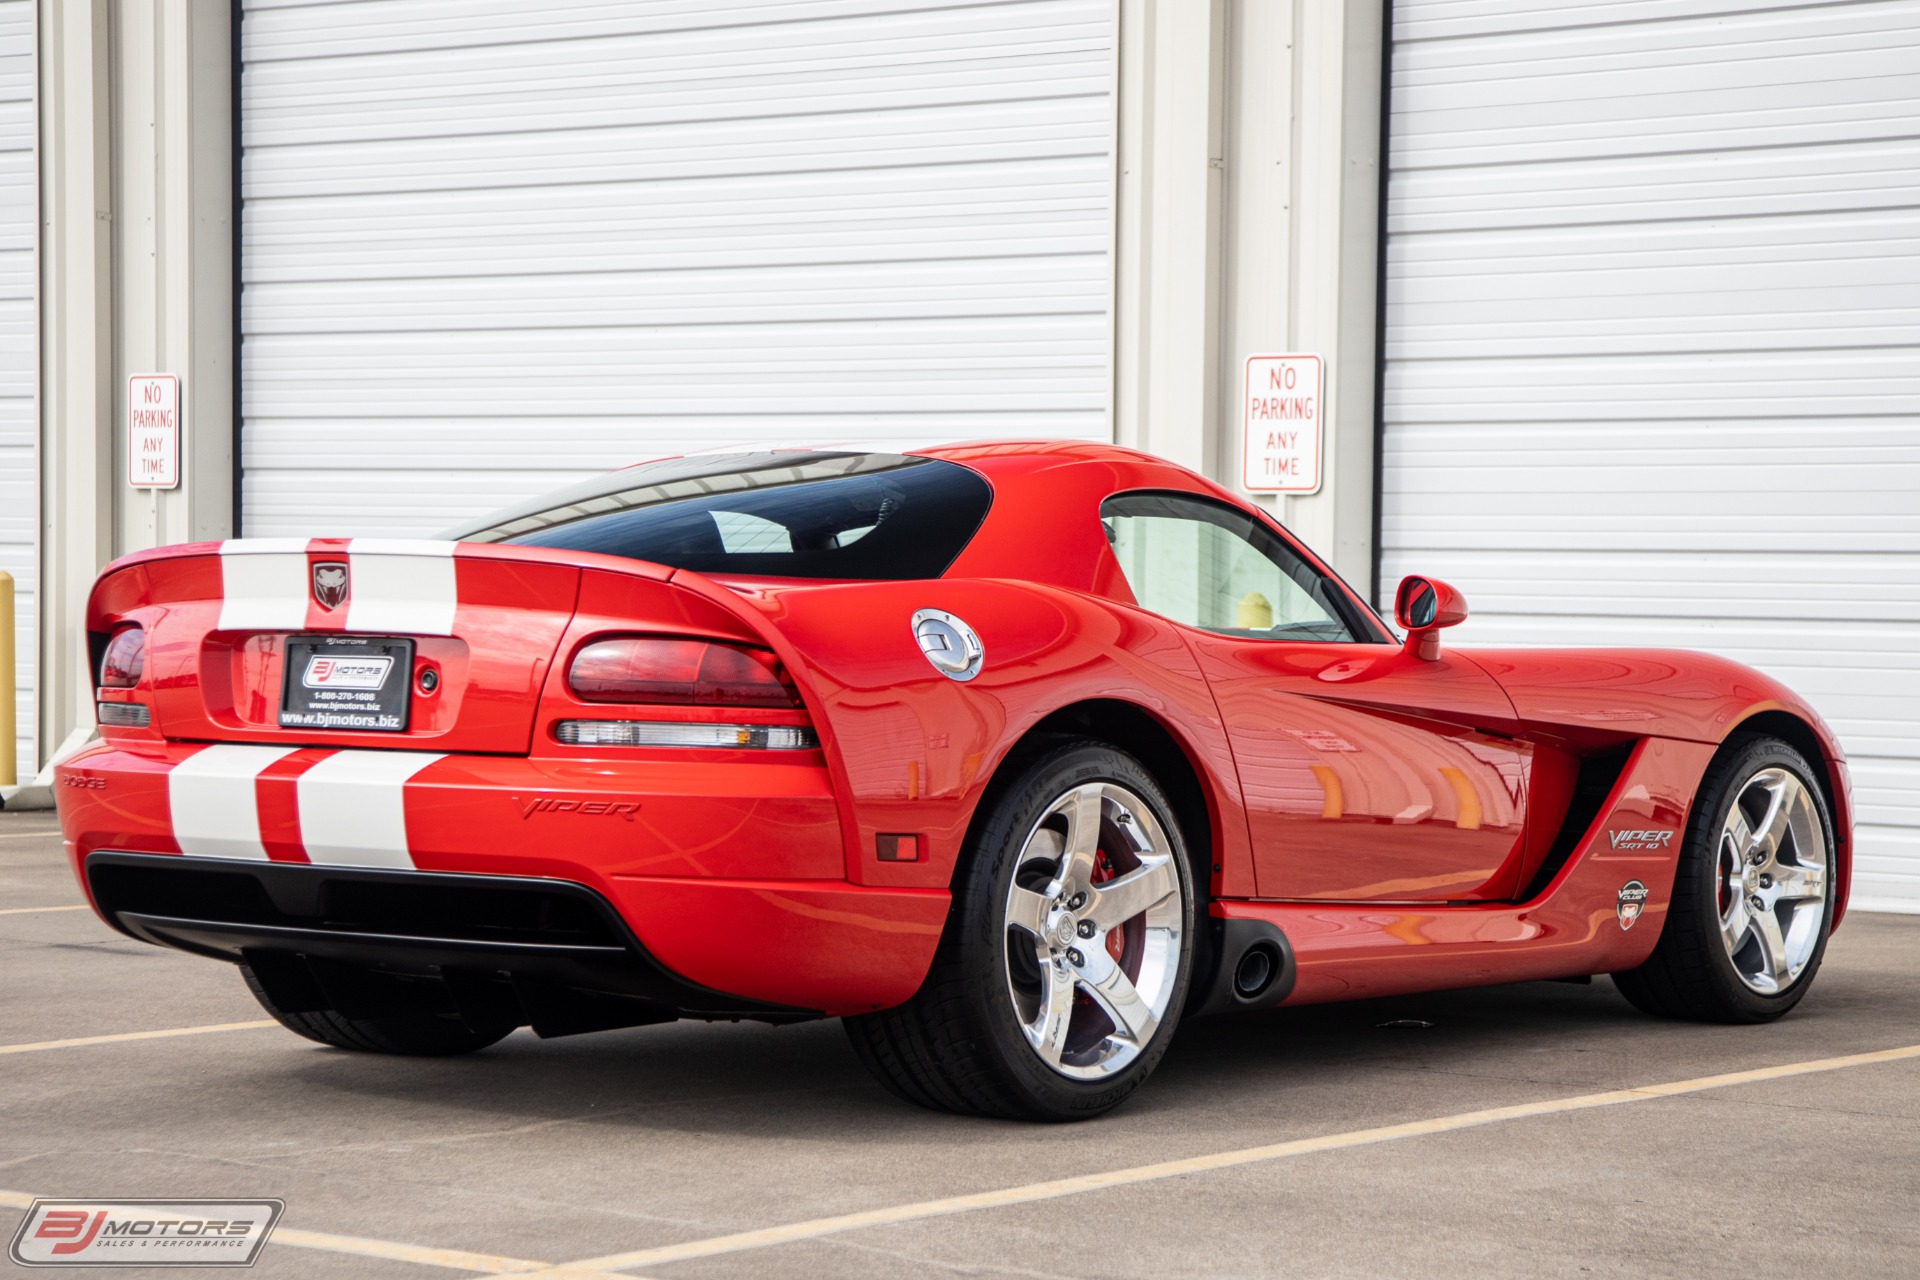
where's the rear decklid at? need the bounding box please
[92,539,595,755]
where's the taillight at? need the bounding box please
[568,637,800,709]
[99,628,146,688]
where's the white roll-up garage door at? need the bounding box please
[1380,1,1920,910]
[238,0,1113,539]
[0,0,33,783]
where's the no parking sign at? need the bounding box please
[1242,354,1322,495]
[128,374,181,490]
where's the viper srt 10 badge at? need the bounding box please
[1609,828,1675,852]
[1617,880,1649,930]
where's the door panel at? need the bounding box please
[1192,638,1530,902]
[1095,488,1528,904]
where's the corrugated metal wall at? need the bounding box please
[0,0,32,784]
[237,0,1113,538]
[1379,0,1920,910]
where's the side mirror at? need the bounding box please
[1394,575,1468,661]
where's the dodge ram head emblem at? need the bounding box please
[911,609,983,682]
[312,562,349,611]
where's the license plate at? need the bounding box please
[280,636,414,732]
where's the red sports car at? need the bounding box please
[56,442,1850,1120]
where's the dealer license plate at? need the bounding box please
[280,636,415,732]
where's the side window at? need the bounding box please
[1101,492,1357,642]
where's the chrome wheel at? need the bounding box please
[1001,781,1184,1081]
[1716,767,1828,995]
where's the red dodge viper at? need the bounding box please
[56,443,1851,1120]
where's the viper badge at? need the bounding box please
[1617,880,1649,930]
[312,561,349,611]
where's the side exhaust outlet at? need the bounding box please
[1191,917,1296,1017]
[1232,941,1283,1001]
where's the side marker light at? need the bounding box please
[876,834,921,862]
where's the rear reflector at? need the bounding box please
[97,702,151,728]
[569,637,799,708]
[555,720,818,750]
[99,627,146,688]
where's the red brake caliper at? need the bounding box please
[1091,852,1125,962]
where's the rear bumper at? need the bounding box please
[86,851,812,1028]
[57,741,948,1016]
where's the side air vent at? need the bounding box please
[1521,742,1637,901]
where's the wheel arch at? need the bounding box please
[967,698,1221,902]
[1722,708,1852,927]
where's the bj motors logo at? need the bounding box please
[303,655,392,691]
[8,1199,281,1267]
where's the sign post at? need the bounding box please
[1241,354,1322,495]
[128,374,181,490]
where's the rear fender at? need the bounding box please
[684,578,1253,897]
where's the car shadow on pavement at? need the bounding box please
[242,974,1753,1144]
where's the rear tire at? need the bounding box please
[846,741,1196,1121]
[1612,735,1835,1024]
[241,965,516,1056]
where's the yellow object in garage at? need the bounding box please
[1236,592,1273,631]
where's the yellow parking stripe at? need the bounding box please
[545,1041,1920,1275]
[0,1021,278,1055]
[0,904,89,915]
[267,1227,562,1275]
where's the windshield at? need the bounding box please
[445,451,991,581]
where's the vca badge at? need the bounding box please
[911,609,983,682]
[1616,880,1649,931]
[312,561,350,611]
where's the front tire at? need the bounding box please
[1613,734,1835,1023]
[846,742,1196,1121]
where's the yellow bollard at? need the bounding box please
[0,569,14,787]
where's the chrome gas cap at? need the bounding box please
[911,608,984,682]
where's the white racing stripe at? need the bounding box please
[215,537,462,636]
[347,539,459,636]
[296,750,447,868]
[217,539,312,631]
[167,745,303,860]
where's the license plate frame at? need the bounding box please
[279,636,415,733]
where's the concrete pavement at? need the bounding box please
[4,809,1916,1278]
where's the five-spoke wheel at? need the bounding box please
[1615,735,1835,1023]
[1715,766,1828,994]
[1002,782,1183,1079]
[845,741,1195,1120]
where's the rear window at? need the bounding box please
[446,452,991,581]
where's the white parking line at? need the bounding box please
[0,905,88,915]
[536,1041,1920,1276]
[0,831,63,841]
[0,1021,278,1056]
[0,1191,637,1278]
